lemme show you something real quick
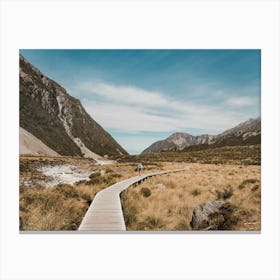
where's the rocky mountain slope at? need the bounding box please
[20,55,128,157]
[142,117,261,153]
[142,132,216,153]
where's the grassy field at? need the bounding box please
[115,145,261,165]
[19,145,261,231]
[19,156,164,230]
[121,162,261,231]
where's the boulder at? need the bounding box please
[190,200,237,230]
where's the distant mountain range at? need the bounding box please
[20,55,128,158]
[142,117,261,153]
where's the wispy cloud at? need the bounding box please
[226,96,256,107]
[78,80,254,134]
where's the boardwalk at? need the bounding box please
[78,168,188,231]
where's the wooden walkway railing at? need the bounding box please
[78,168,188,231]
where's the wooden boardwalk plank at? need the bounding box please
[78,168,188,231]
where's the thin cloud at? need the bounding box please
[80,81,175,109]
[226,96,256,107]
[79,80,251,133]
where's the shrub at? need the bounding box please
[238,178,258,189]
[19,186,88,230]
[105,173,121,185]
[20,160,33,173]
[251,185,259,192]
[143,216,164,230]
[191,188,201,196]
[79,192,93,206]
[140,187,151,198]
[87,172,103,185]
[86,171,121,186]
[55,184,80,199]
[177,206,189,216]
[215,186,233,200]
[89,172,101,179]
[121,192,138,227]
[175,220,190,230]
[105,168,114,173]
[215,202,239,230]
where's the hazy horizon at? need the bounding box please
[20,49,261,154]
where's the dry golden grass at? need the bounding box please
[121,163,261,231]
[20,178,110,230]
[20,155,261,231]
[19,156,167,230]
[116,145,261,165]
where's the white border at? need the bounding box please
[1,1,279,280]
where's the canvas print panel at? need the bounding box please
[19,50,261,231]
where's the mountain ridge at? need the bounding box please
[20,54,128,158]
[142,117,261,153]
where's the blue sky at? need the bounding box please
[20,49,261,154]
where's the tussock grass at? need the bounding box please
[175,220,191,230]
[121,163,261,231]
[83,171,121,186]
[191,188,201,196]
[20,180,110,230]
[116,145,261,165]
[140,187,152,197]
[142,216,165,230]
[215,186,233,200]
[238,178,259,189]
[19,156,131,230]
[20,184,90,230]
[20,155,261,231]
[20,156,170,231]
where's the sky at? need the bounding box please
[20,49,261,154]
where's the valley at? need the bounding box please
[19,53,261,231]
[20,147,261,231]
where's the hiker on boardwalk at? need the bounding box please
[137,163,143,175]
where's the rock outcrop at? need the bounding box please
[190,200,237,230]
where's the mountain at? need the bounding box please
[141,117,261,153]
[213,117,261,146]
[142,132,216,153]
[20,55,128,157]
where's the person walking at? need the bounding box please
[137,163,143,175]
